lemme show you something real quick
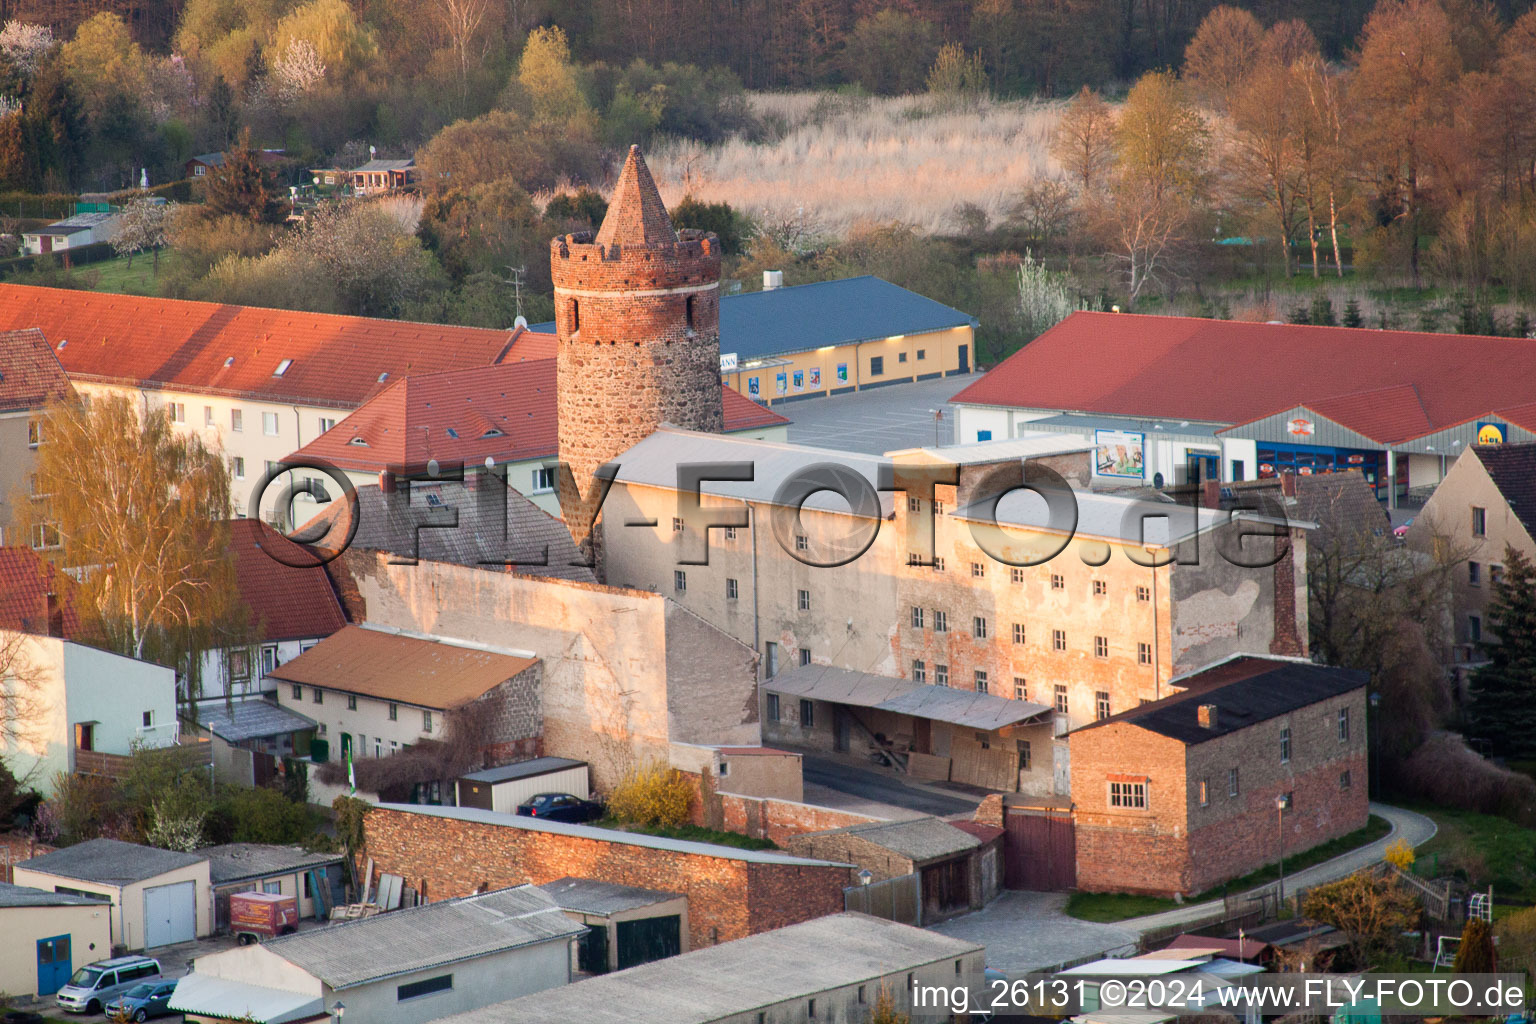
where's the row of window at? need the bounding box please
[905,559,1153,603]
[765,694,815,727]
[289,684,433,732]
[1467,561,1504,587]
[909,608,1154,664]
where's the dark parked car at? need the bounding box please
[516,792,603,823]
[104,980,177,1022]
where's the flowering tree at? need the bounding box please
[1017,249,1082,341]
[0,21,53,77]
[271,38,327,103]
[112,195,176,270]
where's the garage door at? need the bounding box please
[143,881,196,948]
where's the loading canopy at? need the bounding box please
[765,665,1051,731]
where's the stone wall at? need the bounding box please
[361,806,851,949]
[688,774,881,846]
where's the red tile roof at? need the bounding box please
[953,312,1536,444]
[596,146,677,248]
[0,546,81,637]
[226,519,348,642]
[0,285,544,409]
[290,359,788,474]
[0,328,73,413]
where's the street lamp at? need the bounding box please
[331,1002,345,1023]
[1276,794,1288,911]
[929,409,944,446]
[857,868,874,886]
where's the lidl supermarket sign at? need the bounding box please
[1476,421,1507,444]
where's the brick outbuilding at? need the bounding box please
[361,804,854,950]
[1069,656,1369,896]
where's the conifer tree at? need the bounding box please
[1467,547,1536,758]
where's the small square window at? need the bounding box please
[973,616,988,639]
[1012,622,1025,644]
[799,647,812,666]
[870,355,884,376]
[724,526,738,540]
[347,694,357,711]
[319,416,336,433]
[898,351,908,363]
[935,663,949,686]
[798,589,811,611]
[1011,567,1025,584]
[1096,690,1110,719]
[1136,585,1151,602]
[531,467,555,493]
[312,688,323,704]
[1013,677,1026,700]
[795,534,808,552]
[1340,770,1352,789]
[1093,580,1107,596]
[1138,642,1152,665]
[262,411,280,436]
[1051,573,1064,590]
[291,683,302,700]
[933,556,946,572]
[934,610,948,632]
[1053,684,1068,714]
[917,349,926,360]
[799,699,815,727]
[672,517,684,533]
[674,570,687,592]
[168,402,185,423]
[1052,629,1066,652]
[908,496,922,512]
[971,561,985,578]
[974,669,989,694]
[912,660,927,683]
[1093,635,1108,658]
[726,578,739,600]
[911,606,925,628]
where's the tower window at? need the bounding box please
[686,295,696,329]
[570,298,580,333]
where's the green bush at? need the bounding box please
[606,761,694,828]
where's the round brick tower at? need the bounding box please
[552,144,724,561]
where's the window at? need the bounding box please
[795,534,808,552]
[1492,564,1505,586]
[312,687,323,704]
[1232,459,1245,481]
[726,578,739,600]
[1011,567,1025,584]
[168,402,185,423]
[1279,791,1293,811]
[674,570,687,592]
[933,610,948,632]
[1138,642,1152,666]
[672,516,684,533]
[1014,677,1026,700]
[917,349,926,360]
[1054,684,1068,714]
[870,355,884,376]
[142,710,153,728]
[204,406,215,427]
[230,409,243,432]
[973,616,988,639]
[1052,629,1066,651]
[1093,635,1108,658]
[262,646,277,674]
[1018,739,1031,769]
[1093,580,1107,596]
[974,669,989,694]
[1470,614,1483,642]
[798,589,811,611]
[1109,780,1147,809]
[1337,707,1350,742]
[911,606,924,628]
[274,358,293,377]
[685,295,696,329]
[1050,573,1064,590]
[347,694,358,711]
[1280,726,1291,763]
[935,663,949,686]
[291,684,302,700]
[1198,778,1210,806]
[397,975,452,1001]
[1228,767,1240,797]
[1469,561,1482,586]
[1013,622,1025,644]
[724,526,738,541]
[232,456,245,479]
[912,660,927,683]
[30,522,60,549]
[799,699,815,727]
[229,650,251,681]
[531,467,555,493]
[1136,585,1151,602]
[1096,691,1110,720]
[933,556,945,572]
[971,561,985,578]
[766,694,780,722]
[808,998,816,1018]
[262,411,279,436]
[1340,770,1352,789]
[388,702,398,721]
[858,986,866,1004]
[908,495,922,513]
[799,647,812,667]
[423,709,434,732]
[896,351,907,364]
[1472,506,1487,536]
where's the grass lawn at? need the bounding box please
[75,250,180,294]
[591,817,777,851]
[1410,803,1536,905]
[1066,814,1393,923]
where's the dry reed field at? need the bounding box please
[646,92,1065,238]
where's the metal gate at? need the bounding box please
[616,915,682,970]
[577,924,608,973]
[1003,806,1076,890]
[143,880,197,948]
[844,873,920,926]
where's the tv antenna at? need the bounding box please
[503,265,527,327]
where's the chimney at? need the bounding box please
[379,470,396,494]
[46,593,63,638]
[1201,479,1221,509]
[763,270,783,291]
[1280,471,1297,497]
[1197,703,1219,730]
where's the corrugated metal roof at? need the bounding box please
[192,698,316,743]
[461,756,587,784]
[266,625,537,708]
[376,803,853,867]
[952,487,1230,548]
[170,972,324,1023]
[202,844,344,885]
[764,665,1050,731]
[888,432,1094,464]
[542,876,682,915]
[20,838,205,886]
[434,913,982,1024]
[721,276,976,361]
[809,817,979,862]
[0,881,109,907]
[261,885,581,989]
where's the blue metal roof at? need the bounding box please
[531,276,977,361]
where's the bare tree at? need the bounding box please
[434,0,493,100]
[1052,86,1116,196]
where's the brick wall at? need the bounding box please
[689,772,881,846]
[1071,722,1193,893]
[0,834,53,883]
[362,806,851,949]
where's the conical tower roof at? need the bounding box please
[594,145,677,248]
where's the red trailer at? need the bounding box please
[230,891,299,945]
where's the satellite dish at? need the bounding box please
[484,456,495,470]
[513,315,528,330]
[427,458,440,478]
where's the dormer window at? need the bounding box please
[274,359,293,376]
[349,437,369,446]
[378,372,389,383]
[482,428,503,438]
[446,427,459,439]
[224,357,235,367]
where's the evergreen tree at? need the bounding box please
[1467,547,1536,758]
[1311,294,1337,326]
[1289,302,1311,325]
[202,128,286,224]
[1343,298,1363,328]
[1453,917,1496,973]
[1517,312,1533,339]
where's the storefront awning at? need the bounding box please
[765,665,1051,731]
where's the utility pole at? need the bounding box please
[502,264,527,325]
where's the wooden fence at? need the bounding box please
[844,873,921,927]
[75,740,213,780]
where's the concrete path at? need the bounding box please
[929,890,1141,971]
[802,754,987,818]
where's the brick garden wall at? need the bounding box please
[362,806,851,949]
[690,771,881,846]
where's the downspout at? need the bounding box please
[749,501,761,675]
[1150,550,1162,701]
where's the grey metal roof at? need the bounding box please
[1025,411,1226,439]
[202,844,344,886]
[191,699,316,743]
[351,158,414,172]
[435,913,983,1024]
[810,817,979,862]
[260,885,582,989]
[614,428,894,516]
[190,152,226,167]
[720,276,977,362]
[952,486,1231,547]
[887,433,1095,463]
[0,881,110,907]
[170,974,322,1024]
[764,665,1051,731]
[541,877,682,915]
[20,838,205,886]
[461,756,587,785]
[376,803,853,867]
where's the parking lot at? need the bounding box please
[783,373,981,454]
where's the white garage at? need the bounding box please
[13,839,212,952]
